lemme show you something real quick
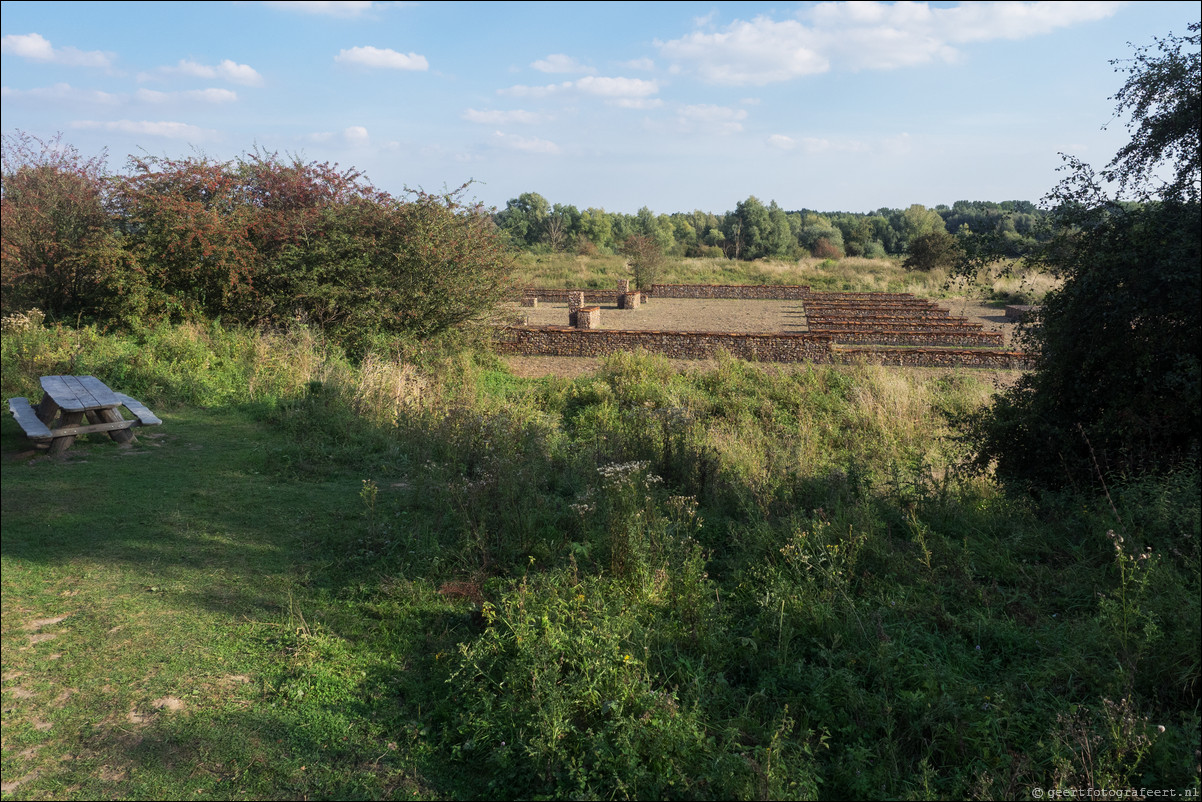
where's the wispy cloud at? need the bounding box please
[146,59,264,86]
[531,54,595,74]
[659,1,1123,85]
[620,57,656,71]
[463,108,546,124]
[335,46,428,70]
[767,133,869,153]
[501,75,658,102]
[492,131,560,154]
[136,88,239,104]
[1,33,113,68]
[264,1,378,18]
[1,83,122,105]
[677,104,748,134]
[71,119,216,140]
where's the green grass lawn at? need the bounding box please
[1,408,467,799]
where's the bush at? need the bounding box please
[1,132,136,322]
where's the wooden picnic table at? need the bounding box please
[7,375,161,455]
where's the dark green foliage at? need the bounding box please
[620,234,665,290]
[902,229,963,271]
[963,25,1201,491]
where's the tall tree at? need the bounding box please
[963,23,1201,491]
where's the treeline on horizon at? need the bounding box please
[1,130,1047,351]
[492,191,1047,261]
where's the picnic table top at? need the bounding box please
[39,375,122,412]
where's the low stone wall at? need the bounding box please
[1005,304,1038,320]
[808,292,917,300]
[805,301,942,311]
[807,318,982,331]
[824,329,1003,347]
[804,306,952,319]
[835,347,1031,369]
[496,326,834,362]
[650,283,810,299]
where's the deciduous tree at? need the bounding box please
[963,23,1201,491]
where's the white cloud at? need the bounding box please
[574,76,658,98]
[1,33,114,68]
[264,1,377,18]
[611,98,663,110]
[344,125,370,144]
[500,76,659,103]
[150,59,264,86]
[531,54,595,74]
[463,108,545,124]
[620,57,655,71]
[493,131,560,154]
[136,88,238,104]
[767,132,870,153]
[659,1,1123,85]
[1,83,122,105]
[658,18,828,85]
[71,119,216,140]
[678,104,748,133]
[335,46,428,71]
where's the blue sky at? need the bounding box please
[2,1,1197,214]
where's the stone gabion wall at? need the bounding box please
[806,317,980,330]
[809,292,917,300]
[824,329,1003,347]
[1005,305,1037,320]
[650,284,811,299]
[576,307,602,329]
[805,306,952,319]
[497,326,834,362]
[835,347,1031,369]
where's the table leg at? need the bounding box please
[48,411,85,455]
[35,394,60,426]
[97,407,137,444]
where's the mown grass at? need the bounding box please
[2,309,1197,800]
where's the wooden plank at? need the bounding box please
[114,393,162,426]
[46,419,137,438]
[8,397,53,440]
[39,375,120,412]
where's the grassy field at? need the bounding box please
[510,253,1059,305]
[1,263,1197,800]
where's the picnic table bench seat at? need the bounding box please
[8,376,162,453]
[8,397,54,441]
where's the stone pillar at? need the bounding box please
[576,306,601,329]
[567,291,585,326]
[617,279,630,293]
[521,296,538,307]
